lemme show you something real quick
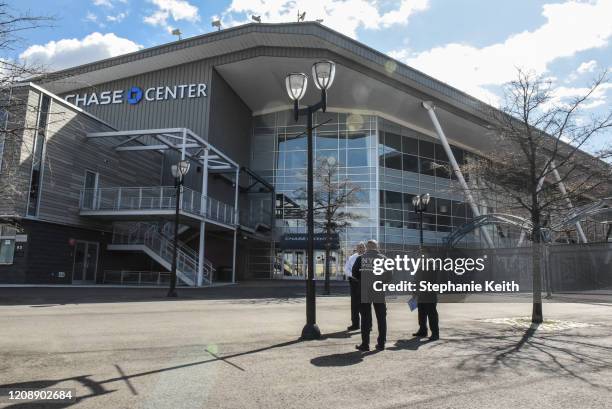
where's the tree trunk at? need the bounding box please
[531,226,543,324]
[324,246,331,295]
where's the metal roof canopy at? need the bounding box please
[86,127,238,172]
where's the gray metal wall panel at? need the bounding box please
[62,59,214,139]
[0,87,41,217]
[36,96,163,229]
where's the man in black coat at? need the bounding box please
[352,239,390,351]
[413,265,439,341]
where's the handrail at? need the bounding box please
[80,186,236,226]
[111,222,214,286]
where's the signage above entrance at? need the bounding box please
[280,233,340,250]
[64,83,207,107]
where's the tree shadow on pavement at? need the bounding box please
[429,324,612,391]
[0,336,309,408]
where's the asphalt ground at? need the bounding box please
[1,283,611,409]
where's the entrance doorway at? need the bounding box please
[275,249,342,280]
[72,241,99,283]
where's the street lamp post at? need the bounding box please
[285,60,336,340]
[412,193,431,248]
[167,159,191,297]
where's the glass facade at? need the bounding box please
[251,110,482,277]
[377,118,477,250]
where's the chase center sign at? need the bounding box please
[64,83,207,107]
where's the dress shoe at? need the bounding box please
[347,325,360,331]
[375,344,385,351]
[428,335,439,341]
[355,344,370,352]
[412,331,427,337]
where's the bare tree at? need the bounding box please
[297,156,362,294]
[465,69,612,323]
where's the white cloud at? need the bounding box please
[222,0,429,39]
[84,12,99,24]
[144,0,200,28]
[19,32,142,70]
[576,59,598,74]
[107,12,128,22]
[389,0,612,105]
[92,0,127,7]
[93,0,113,7]
[545,82,612,111]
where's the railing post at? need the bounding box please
[138,188,142,210]
[159,187,164,209]
[117,187,122,210]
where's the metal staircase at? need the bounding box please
[109,222,215,286]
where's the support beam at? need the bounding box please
[422,101,495,249]
[550,160,588,243]
[232,167,240,284]
[197,148,209,286]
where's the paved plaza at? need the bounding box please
[1,283,612,409]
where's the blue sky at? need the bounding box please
[7,0,612,151]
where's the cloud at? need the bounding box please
[107,12,128,23]
[389,0,612,105]
[545,82,612,111]
[576,59,598,74]
[84,12,99,24]
[144,0,200,28]
[19,32,142,70]
[222,0,429,39]
[92,0,127,7]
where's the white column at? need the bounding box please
[422,101,496,249]
[231,167,240,283]
[550,160,588,243]
[197,148,209,286]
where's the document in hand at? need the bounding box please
[407,296,417,312]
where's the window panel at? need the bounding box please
[384,152,402,170]
[346,149,369,167]
[402,154,419,173]
[384,131,402,152]
[315,131,338,150]
[420,158,435,176]
[385,191,402,210]
[402,136,418,155]
[435,144,449,162]
[419,140,435,159]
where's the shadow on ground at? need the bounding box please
[0,281,350,306]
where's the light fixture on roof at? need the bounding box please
[315,19,324,23]
[171,28,182,40]
[211,19,222,31]
[297,10,306,22]
[251,15,261,23]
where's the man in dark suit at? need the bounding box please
[413,265,439,341]
[352,239,390,351]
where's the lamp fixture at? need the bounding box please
[285,72,308,121]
